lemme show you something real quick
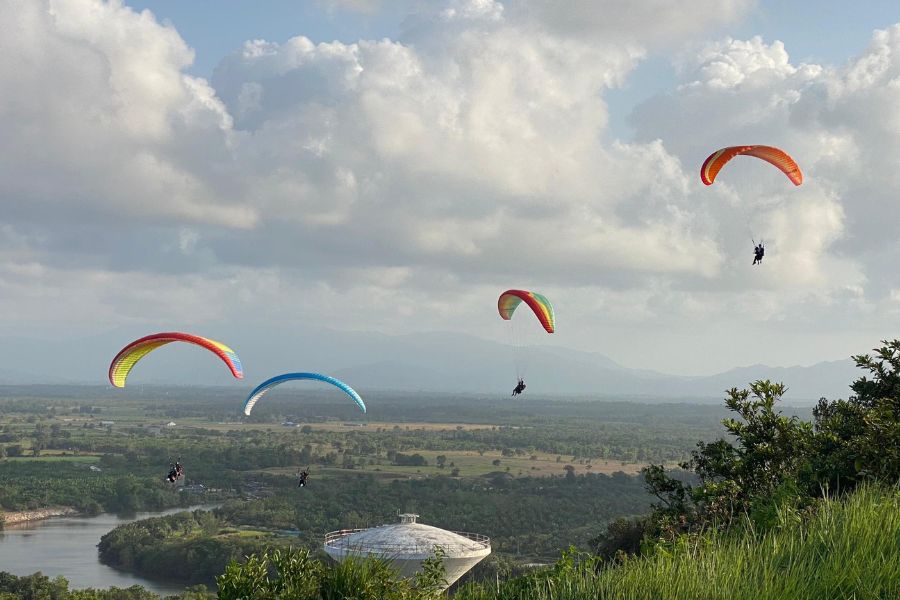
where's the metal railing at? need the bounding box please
[324,528,490,555]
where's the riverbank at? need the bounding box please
[1,507,79,526]
[0,504,220,596]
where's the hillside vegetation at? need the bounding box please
[451,484,899,600]
[0,338,898,598]
[215,337,900,599]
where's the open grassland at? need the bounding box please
[258,449,644,480]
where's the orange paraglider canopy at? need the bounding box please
[701,145,802,186]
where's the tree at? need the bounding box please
[436,455,447,469]
[643,380,813,536]
[810,340,900,491]
[642,342,900,541]
[590,516,650,562]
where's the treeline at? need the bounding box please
[588,339,900,565]
[221,470,652,556]
[0,570,214,599]
[4,417,712,465]
[210,486,900,600]
[213,339,900,598]
[98,468,652,583]
[98,510,279,584]
[0,461,200,514]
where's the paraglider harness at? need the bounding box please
[167,460,184,483]
[297,467,310,488]
[753,239,765,265]
[512,378,526,396]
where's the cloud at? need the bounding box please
[632,28,900,304]
[3,0,900,374]
[503,0,756,46]
[0,0,255,230]
[208,3,728,289]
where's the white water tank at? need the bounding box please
[324,513,491,589]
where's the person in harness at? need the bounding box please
[512,378,526,396]
[166,460,184,483]
[297,467,310,488]
[753,241,765,265]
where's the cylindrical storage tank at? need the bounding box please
[323,513,491,590]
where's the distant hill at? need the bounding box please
[0,326,858,401]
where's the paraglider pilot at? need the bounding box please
[512,378,526,396]
[753,242,765,265]
[167,460,184,483]
[297,467,310,488]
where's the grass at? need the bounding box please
[453,484,900,600]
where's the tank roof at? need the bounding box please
[324,515,490,559]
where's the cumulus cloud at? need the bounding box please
[503,0,756,46]
[3,0,900,373]
[208,1,725,289]
[632,28,900,303]
[0,0,254,230]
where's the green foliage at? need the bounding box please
[0,571,161,599]
[453,485,900,599]
[0,461,191,513]
[215,547,446,600]
[589,517,649,563]
[810,340,900,490]
[98,510,276,583]
[665,380,814,534]
[642,341,900,539]
[214,471,650,559]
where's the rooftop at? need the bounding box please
[324,514,490,558]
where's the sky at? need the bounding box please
[2,0,900,377]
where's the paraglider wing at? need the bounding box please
[701,145,802,186]
[243,373,366,416]
[498,290,555,334]
[109,332,243,388]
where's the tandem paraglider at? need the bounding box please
[498,289,555,396]
[297,467,310,488]
[511,378,526,396]
[166,460,184,484]
[700,145,801,267]
[753,240,765,265]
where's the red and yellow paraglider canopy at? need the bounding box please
[108,332,243,388]
[498,290,555,334]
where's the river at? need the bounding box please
[0,505,220,597]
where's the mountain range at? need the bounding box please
[0,325,860,403]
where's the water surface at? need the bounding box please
[0,505,219,596]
